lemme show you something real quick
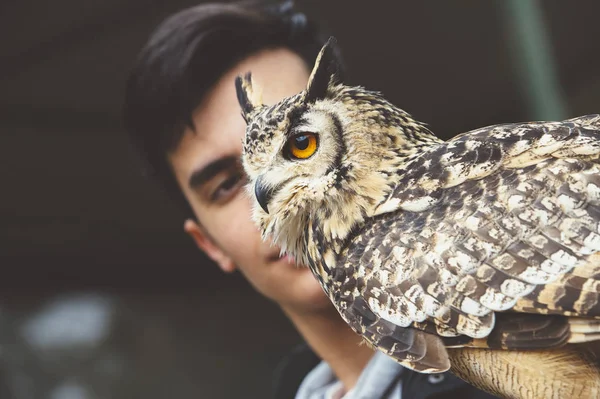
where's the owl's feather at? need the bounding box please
[448,344,600,398]
[238,37,600,397]
[333,117,600,371]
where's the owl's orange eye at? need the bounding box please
[288,133,318,160]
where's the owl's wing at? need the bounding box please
[334,115,600,372]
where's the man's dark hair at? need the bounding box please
[123,0,342,218]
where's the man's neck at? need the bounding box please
[282,304,375,392]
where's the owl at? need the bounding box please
[237,37,600,398]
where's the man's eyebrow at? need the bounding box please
[188,155,239,189]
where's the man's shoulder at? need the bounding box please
[271,343,499,399]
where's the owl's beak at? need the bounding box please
[254,176,273,214]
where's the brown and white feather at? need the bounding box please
[238,37,600,397]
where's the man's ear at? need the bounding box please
[184,219,236,273]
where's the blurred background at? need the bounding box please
[0,0,599,398]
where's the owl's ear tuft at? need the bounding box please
[235,72,262,122]
[304,36,342,104]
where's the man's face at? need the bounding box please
[169,48,331,311]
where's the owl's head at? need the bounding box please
[237,37,433,261]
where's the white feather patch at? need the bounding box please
[399,196,438,212]
[368,297,412,327]
[584,231,600,251]
[480,288,517,311]
[460,296,491,316]
[456,314,494,339]
[540,259,571,275]
[500,279,535,297]
[373,197,401,216]
[550,249,578,268]
[518,266,557,284]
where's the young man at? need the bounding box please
[123,1,497,398]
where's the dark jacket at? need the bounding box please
[272,344,499,399]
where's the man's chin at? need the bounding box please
[296,269,331,299]
[268,254,332,308]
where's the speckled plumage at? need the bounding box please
[237,37,600,397]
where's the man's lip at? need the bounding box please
[269,253,295,264]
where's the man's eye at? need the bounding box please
[211,173,245,202]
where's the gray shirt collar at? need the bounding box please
[295,350,404,399]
